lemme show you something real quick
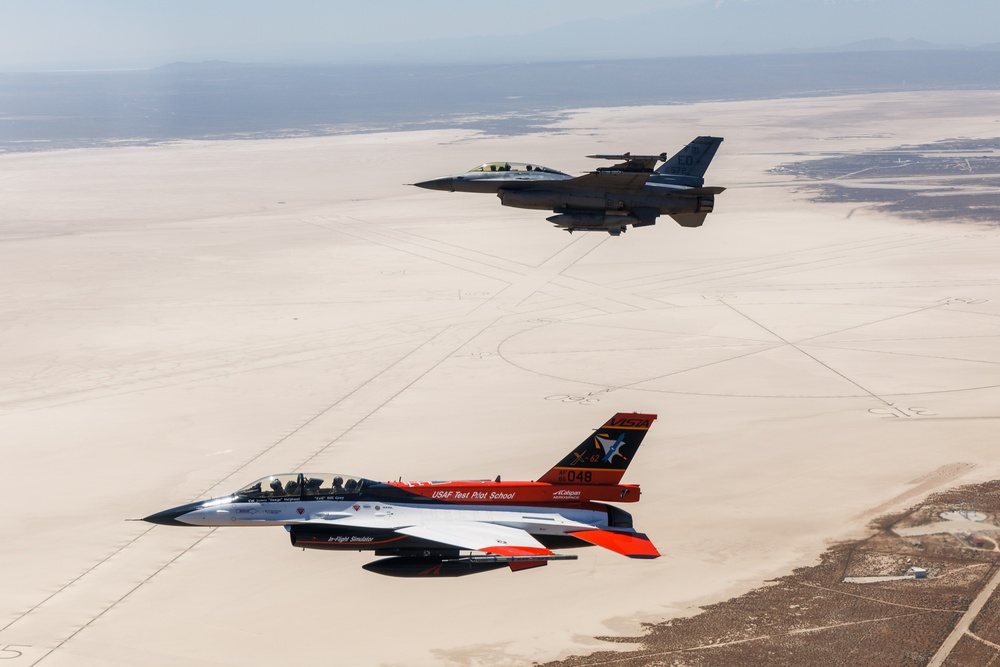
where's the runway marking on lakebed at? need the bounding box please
[2,218,643,662]
[6,195,1000,663]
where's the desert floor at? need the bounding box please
[2,90,1000,666]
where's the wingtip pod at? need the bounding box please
[538,412,658,485]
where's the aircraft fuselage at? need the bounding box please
[143,412,660,576]
[414,137,725,234]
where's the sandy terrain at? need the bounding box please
[2,90,1000,666]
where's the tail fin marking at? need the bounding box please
[655,136,723,187]
[538,412,657,486]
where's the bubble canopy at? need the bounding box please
[235,473,366,499]
[468,162,567,175]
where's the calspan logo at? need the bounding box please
[596,433,627,462]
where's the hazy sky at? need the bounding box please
[3,0,999,70]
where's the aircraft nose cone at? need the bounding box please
[413,177,452,191]
[142,500,203,526]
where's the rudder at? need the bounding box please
[538,412,657,485]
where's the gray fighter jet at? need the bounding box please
[414,136,724,235]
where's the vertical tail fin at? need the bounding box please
[538,413,657,485]
[655,136,724,186]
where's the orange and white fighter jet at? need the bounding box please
[144,412,660,577]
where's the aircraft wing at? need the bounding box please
[565,171,651,191]
[396,522,553,559]
[361,523,571,576]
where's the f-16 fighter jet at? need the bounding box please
[144,412,659,577]
[414,136,724,235]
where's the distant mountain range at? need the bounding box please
[260,29,1000,68]
[149,38,1000,76]
[4,50,1000,153]
[784,38,1000,53]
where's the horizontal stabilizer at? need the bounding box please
[569,529,661,559]
[672,186,726,196]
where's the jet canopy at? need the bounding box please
[469,162,567,175]
[235,473,367,499]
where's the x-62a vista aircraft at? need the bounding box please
[414,136,723,235]
[144,413,659,577]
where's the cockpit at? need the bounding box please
[468,162,567,175]
[235,473,366,499]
